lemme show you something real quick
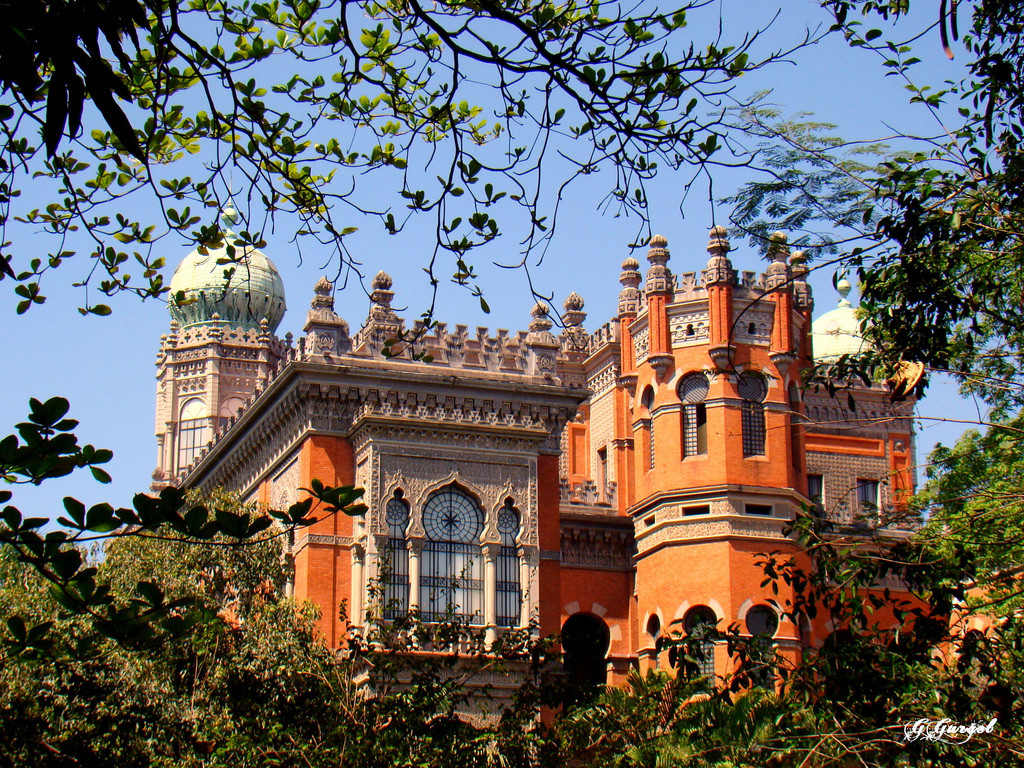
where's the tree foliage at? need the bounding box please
[0,0,811,318]
[0,397,365,656]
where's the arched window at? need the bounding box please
[177,398,210,471]
[645,614,662,669]
[745,605,779,689]
[738,373,768,457]
[683,606,718,679]
[679,373,709,457]
[420,487,484,623]
[382,490,410,619]
[645,613,661,641]
[218,396,245,429]
[496,499,522,628]
[640,386,656,470]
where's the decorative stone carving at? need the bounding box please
[618,257,642,316]
[633,327,650,363]
[561,524,633,570]
[763,231,791,291]
[669,313,710,347]
[703,226,735,286]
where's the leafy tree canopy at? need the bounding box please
[0,0,814,319]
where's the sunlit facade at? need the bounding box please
[155,227,917,685]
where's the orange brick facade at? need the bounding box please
[161,229,917,688]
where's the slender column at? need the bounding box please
[518,547,530,629]
[408,539,422,611]
[165,421,177,475]
[351,542,365,627]
[483,542,500,643]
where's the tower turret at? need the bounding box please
[153,212,289,488]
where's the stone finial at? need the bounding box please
[220,200,239,231]
[790,251,813,309]
[560,292,589,359]
[314,275,333,297]
[527,301,556,343]
[836,277,853,307]
[767,231,789,263]
[306,276,348,330]
[357,270,401,354]
[368,271,398,324]
[704,225,734,285]
[764,231,791,290]
[707,225,731,259]
[789,250,808,277]
[303,275,350,355]
[529,301,553,332]
[618,256,642,316]
[526,301,558,378]
[645,234,672,294]
[309,275,336,312]
[562,292,586,329]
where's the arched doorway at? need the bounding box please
[561,613,610,703]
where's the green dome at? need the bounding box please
[811,279,871,362]
[168,213,286,332]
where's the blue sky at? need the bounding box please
[0,1,978,517]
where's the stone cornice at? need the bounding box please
[185,358,586,494]
[629,484,811,518]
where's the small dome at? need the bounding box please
[621,257,640,271]
[531,301,550,318]
[649,234,668,248]
[811,279,871,361]
[564,292,585,312]
[372,270,393,290]
[169,232,287,332]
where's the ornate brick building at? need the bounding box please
[154,222,916,684]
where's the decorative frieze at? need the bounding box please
[669,313,711,347]
[588,361,620,396]
[561,524,634,570]
[633,327,650,363]
[634,513,790,555]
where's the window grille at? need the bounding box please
[496,500,522,627]
[738,373,767,457]
[684,606,718,679]
[382,493,410,619]
[641,387,656,470]
[680,374,709,457]
[420,488,484,623]
[745,605,778,689]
